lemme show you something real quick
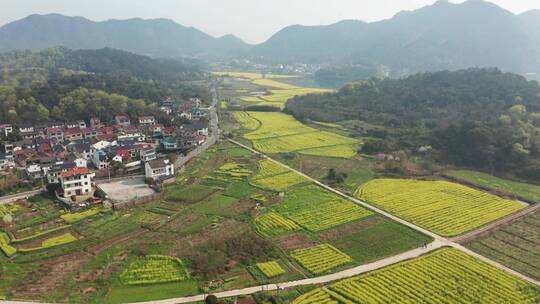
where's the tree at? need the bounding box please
[205,295,218,304]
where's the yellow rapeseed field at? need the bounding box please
[355,179,526,236]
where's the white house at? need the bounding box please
[138,116,156,125]
[145,159,174,180]
[59,167,95,198]
[26,164,43,178]
[92,140,111,151]
[0,124,13,137]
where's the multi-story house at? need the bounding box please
[58,167,95,198]
[46,128,64,142]
[115,115,131,126]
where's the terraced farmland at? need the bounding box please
[355,179,526,236]
[293,248,540,303]
[120,255,190,285]
[277,185,372,232]
[235,112,360,158]
[291,244,352,274]
[467,210,540,280]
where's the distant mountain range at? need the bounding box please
[253,0,540,76]
[0,13,250,58]
[1,0,540,77]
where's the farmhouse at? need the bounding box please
[145,159,174,180]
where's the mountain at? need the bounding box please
[0,14,250,58]
[252,0,540,76]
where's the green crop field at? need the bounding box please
[233,112,360,158]
[356,179,526,236]
[120,255,190,285]
[467,210,540,280]
[293,248,540,303]
[446,170,540,203]
[276,185,372,232]
[291,244,352,274]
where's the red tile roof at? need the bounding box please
[61,167,90,178]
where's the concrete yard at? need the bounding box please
[98,178,155,202]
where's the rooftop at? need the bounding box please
[61,167,90,178]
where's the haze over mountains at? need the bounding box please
[1,0,540,76]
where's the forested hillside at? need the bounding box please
[0,47,210,125]
[286,68,540,179]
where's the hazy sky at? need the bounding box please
[2,0,539,43]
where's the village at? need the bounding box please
[0,97,210,209]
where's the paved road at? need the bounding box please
[0,189,44,205]
[175,81,220,169]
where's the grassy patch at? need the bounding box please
[446,170,540,203]
[224,181,257,199]
[191,195,239,216]
[323,218,432,264]
[165,185,217,203]
[104,280,199,304]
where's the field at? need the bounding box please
[0,231,16,257]
[165,184,217,203]
[293,248,540,303]
[254,212,300,238]
[120,255,190,285]
[61,207,108,223]
[355,179,526,236]
[446,170,540,203]
[276,185,372,232]
[467,210,540,280]
[291,244,352,274]
[219,71,331,109]
[249,159,309,192]
[232,112,260,130]
[256,261,286,278]
[321,217,432,264]
[235,112,360,158]
[18,232,78,253]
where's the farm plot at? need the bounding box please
[235,112,360,158]
[256,261,286,278]
[120,255,190,285]
[467,210,540,280]
[204,162,252,188]
[355,179,526,236]
[254,212,300,238]
[276,185,372,232]
[232,112,261,130]
[250,159,309,192]
[446,170,540,203]
[291,244,352,274]
[17,232,77,253]
[293,248,540,304]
